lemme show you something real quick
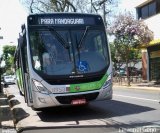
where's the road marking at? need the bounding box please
[113,94,159,102]
[0,97,7,100]
[1,128,17,133]
[0,105,10,108]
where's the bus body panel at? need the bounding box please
[31,79,112,109]
[28,70,112,108]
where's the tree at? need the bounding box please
[89,0,118,26]
[21,0,77,13]
[2,45,16,75]
[21,0,118,26]
[108,12,153,86]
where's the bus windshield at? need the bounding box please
[29,27,109,76]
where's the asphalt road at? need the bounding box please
[3,85,160,133]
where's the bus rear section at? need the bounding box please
[15,13,112,109]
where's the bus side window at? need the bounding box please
[21,34,29,73]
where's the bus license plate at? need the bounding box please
[71,99,86,105]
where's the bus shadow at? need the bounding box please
[37,100,155,122]
[9,99,21,108]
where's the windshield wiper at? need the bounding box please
[78,26,90,49]
[49,27,70,49]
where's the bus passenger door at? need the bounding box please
[20,35,33,107]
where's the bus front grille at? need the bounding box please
[56,92,99,104]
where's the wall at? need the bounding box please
[144,14,160,40]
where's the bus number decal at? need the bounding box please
[51,87,66,93]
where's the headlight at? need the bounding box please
[103,73,112,89]
[32,79,51,94]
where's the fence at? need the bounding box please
[113,75,142,85]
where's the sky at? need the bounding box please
[0,0,139,56]
[0,0,28,56]
[118,0,139,13]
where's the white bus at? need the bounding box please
[14,13,112,109]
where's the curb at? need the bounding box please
[3,87,41,132]
[3,88,17,125]
[113,85,160,91]
[1,89,17,133]
[4,87,32,132]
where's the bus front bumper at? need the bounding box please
[32,85,112,109]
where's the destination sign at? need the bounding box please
[39,18,84,25]
[28,14,103,26]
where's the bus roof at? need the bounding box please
[28,12,102,18]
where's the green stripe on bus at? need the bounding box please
[16,68,23,90]
[69,74,108,93]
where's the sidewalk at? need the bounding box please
[113,82,160,91]
[0,93,17,133]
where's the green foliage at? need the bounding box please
[110,42,141,70]
[109,42,118,69]
[2,45,16,75]
[5,69,14,75]
[108,12,153,86]
[109,43,116,62]
[109,12,153,48]
[3,45,16,60]
[108,12,153,63]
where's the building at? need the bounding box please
[135,0,160,82]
